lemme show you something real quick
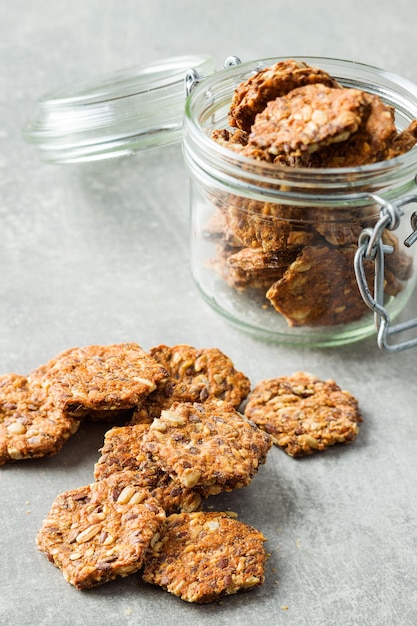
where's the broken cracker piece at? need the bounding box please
[94,425,203,514]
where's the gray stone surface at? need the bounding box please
[1,1,417,624]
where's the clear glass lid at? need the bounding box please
[23,55,216,164]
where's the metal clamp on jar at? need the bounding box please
[354,193,417,351]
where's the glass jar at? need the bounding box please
[24,55,417,349]
[182,56,417,347]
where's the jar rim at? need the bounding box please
[184,56,417,200]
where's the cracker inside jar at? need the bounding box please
[208,59,416,328]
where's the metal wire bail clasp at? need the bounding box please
[354,193,417,352]
[185,56,241,97]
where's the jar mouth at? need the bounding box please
[184,56,417,202]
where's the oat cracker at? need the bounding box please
[311,93,397,167]
[140,400,272,495]
[229,59,340,132]
[382,119,417,160]
[31,343,168,417]
[36,478,166,589]
[244,372,361,456]
[249,84,369,158]
[130,344,250,423]
[217,245,298,292]
[266,245,370,326]
[142,511,267,603]
[0,373,80,465]
[222,198,314,253]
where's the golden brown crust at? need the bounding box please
[244,372,361,456]
[30,343,168,417]
[229,59,340,132]
[36,479,166,589]
[130,344,251,423]
[142,511,267,603]
[140,400,272,495]
[249,84,369,158]
[94,425,203,514]
[0,373,80,465]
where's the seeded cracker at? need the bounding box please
[220,198,315,253]
[143,511,267,603]
[249,84,369,158]
[244,372,361,457]
[383,118,417,160]
[202,207,244,248]
[130,344,250,423]
[141,400,272,495]
[266,246,371,326]
[31,343,168,417]
[212,244,298,292]
[0,373,80,465]
[229,59,340,132]
[94,425,203,514]
[307,93,397,167]
[36,478,165,589]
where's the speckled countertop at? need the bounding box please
[1,2,417,625]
